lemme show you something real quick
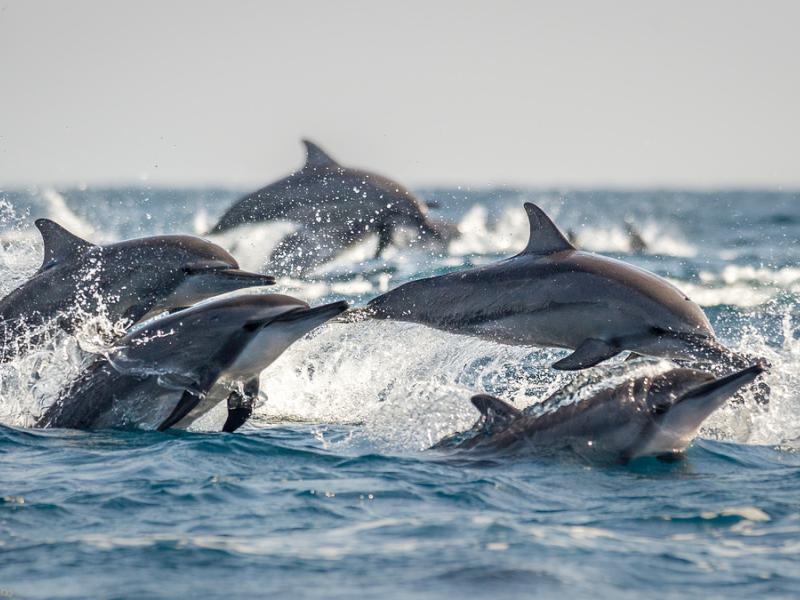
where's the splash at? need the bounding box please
[255,309,796,451]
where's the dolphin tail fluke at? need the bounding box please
[157,390,201,431]
[552,339,621,370]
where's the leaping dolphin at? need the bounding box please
[366,202,742,370]
[36,294,348,432]
[434,363,766,462]
[0,219,276,362]
[209,139,455,275]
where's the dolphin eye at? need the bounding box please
[650,326,668,336]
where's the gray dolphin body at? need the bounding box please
[0,219,275,361]
[36,294,348,432]
[209,140,453,275]
[367,202,738,370]
[434,364,765,461]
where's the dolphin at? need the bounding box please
[366,202,742,370]
[0,219,276,361]
[209,139,454,275]
[434,363,766,462]
[624,218,648,254]
[36,294,349,432]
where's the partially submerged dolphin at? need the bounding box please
[434,363,765,461]
[37,294,348,432]
[209,139,454,274]
[0,219,275,361]
[366,202,739,370]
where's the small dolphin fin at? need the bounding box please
[625,351,646,362]
[471,393,522,432]
[552,339,621,370]
[35,219,95,271]
[157,390,201,431]
[518,203,575,256]
[222,378,259,433]
[302,139,338,169]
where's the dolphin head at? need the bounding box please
[628,364,767,459]
[111,235,276,320]
[110,294,347,384]
[224,298,349,380]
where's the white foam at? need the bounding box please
[206,221,297,273]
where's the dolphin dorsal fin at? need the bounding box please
[302,139,338,169]
[519,203,574,255]
[471,394,521,432]
[35,218,94,271]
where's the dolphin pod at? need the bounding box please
[0,219,275,361]
[37,294,348,432]
[434,363,765,461]
[367,202,746,371]
[0,143,770,463]
[209,140,456,275]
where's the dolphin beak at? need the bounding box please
[216,269,276,287]
[662,363,767,435]
[272,300,349,325]
[679,363,767,406]
[145,269,277,319]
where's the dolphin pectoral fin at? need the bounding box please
[157,390,201,431]
[552,339,621,370]
[222,378,259,433]
[470,394,521,433]
[375,222,394,258]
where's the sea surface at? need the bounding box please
[0,186,798,599]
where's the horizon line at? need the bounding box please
[2,179,799,195]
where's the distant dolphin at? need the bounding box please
[624,218,648,254]
[434,363,765,462]
[366,202,741,370]
[209,139,454,275]
[37,294,348,432]
[0,219,275,361]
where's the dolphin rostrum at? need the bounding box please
[209,139,454,275]
[434,363,766,462]
[36,294,349,432]
[0,219,276,361]
[366,202,741,370]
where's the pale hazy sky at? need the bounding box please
[1,0,798,188]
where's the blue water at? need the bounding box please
[1,187,799,598]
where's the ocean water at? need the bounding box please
[0,186,798,599]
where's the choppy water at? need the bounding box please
[1,186,798,598]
